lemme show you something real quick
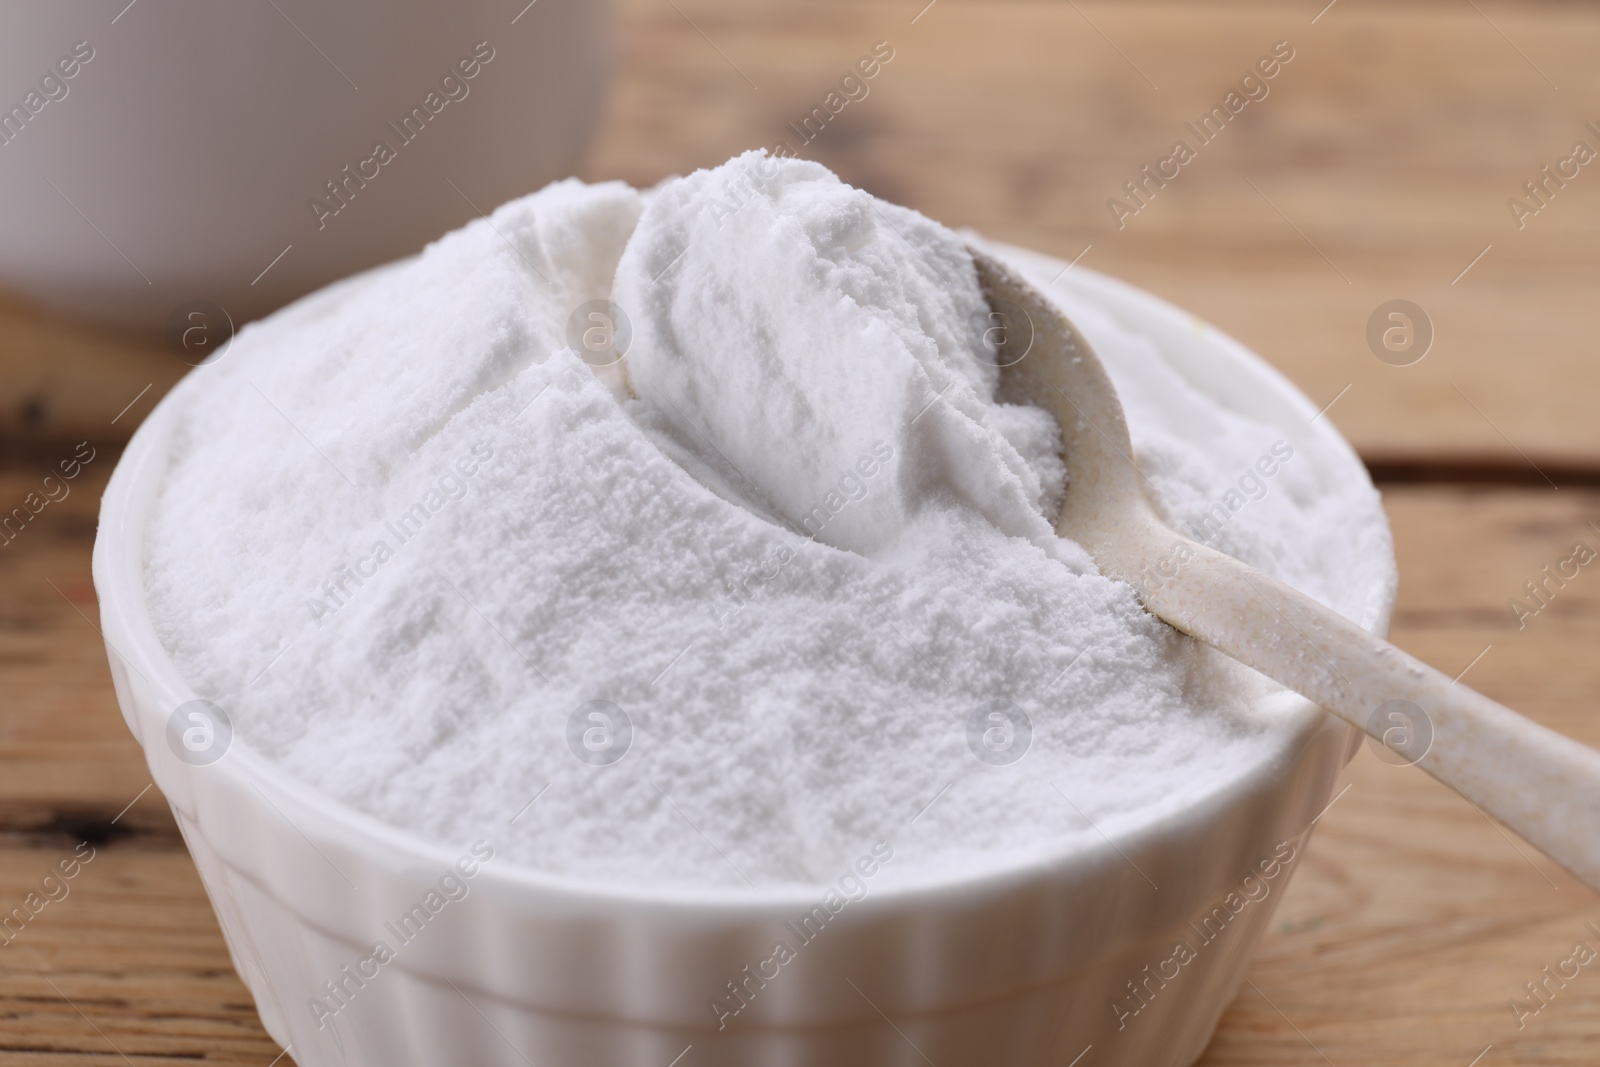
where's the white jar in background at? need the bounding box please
[0,0,609,335]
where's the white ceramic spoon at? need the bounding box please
[971,246,1600,893]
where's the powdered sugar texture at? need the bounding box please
[143,152,1392,890]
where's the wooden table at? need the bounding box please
[4,1,1599,1063]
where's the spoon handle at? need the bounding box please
[1140,532,1600,892]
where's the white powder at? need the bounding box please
[143,152,1392,890]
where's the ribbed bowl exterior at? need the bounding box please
[94,245,1393,1067]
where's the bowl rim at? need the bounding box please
[93,242,1393,916]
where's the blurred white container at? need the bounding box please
[0,0,609,334]
[94,243,1395,1067]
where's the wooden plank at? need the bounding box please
[6,1,1599,467]
[0,458,277,1066]
[0,459,154,824]
[0,846,281,1067]
[585,0,1600,467]
[0,294,180,456]
[1201,483,1600,1066]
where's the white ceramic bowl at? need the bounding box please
[0,2,608,333]
[94,241,1394,1067]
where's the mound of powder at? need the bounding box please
[143,152,1393,889]
[616,158,1071,562]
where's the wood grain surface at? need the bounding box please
[0,294,177,459]
[584,0,1600,471]
[3,0,1599,1064]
